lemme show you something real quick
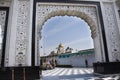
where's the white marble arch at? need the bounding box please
[35,2,105,65]
[1,0,119,66]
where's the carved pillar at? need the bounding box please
[7,0,33,66]
[102,2,120,61]
[15,0,31,66]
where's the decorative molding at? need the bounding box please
[15,52,25,66]
[103,2,120,61]
[36,3,98,39]
[15,0,30,66]
[0,1,11,7]
[0,11,6,35]
[0,10,6,65]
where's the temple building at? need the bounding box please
[56,43,73,54]
[41,48,95,67]
[56,43,65,54]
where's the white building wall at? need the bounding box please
[57,58,71,65]
[57,54,95,67]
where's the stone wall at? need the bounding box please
[57,54,95,67]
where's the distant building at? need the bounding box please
[56,43,65,54]
[56,43,73,54]
[41,48,95,67]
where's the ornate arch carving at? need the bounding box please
[36,3,104,63]
[43,10,96,38]
[36,3,98,40]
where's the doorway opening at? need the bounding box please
[40,16,95,78]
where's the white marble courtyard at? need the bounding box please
[42,68,120,80]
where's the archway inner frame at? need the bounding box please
[32,1,109,66]
[35,2,103,64]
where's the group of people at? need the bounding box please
[45,59,57,70]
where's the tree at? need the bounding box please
[65,47,73,53]
[50,51,55,55]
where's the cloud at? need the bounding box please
[43,17,82,38]
[39,16,93,56]
[64,37,92,46]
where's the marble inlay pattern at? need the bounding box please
[103,2,120,61]
[15,0,30,66]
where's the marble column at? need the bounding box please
[5,0,33,67]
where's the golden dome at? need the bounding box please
[59,43,64,48]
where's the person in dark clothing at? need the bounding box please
[85,59,88,68]
[55,59,57,66]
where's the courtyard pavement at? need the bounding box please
[41,67,120,80]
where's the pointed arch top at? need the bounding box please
[38,10,97,38]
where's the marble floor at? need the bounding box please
[41,68,120,80]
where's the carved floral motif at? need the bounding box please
[15,0,30,66]
[103,2,120,61]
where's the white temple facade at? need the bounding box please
[0,0,120,67]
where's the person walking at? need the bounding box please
[85,59,88,68]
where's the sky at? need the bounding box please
[39,16,94,56]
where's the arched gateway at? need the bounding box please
[35,3,106,65]
[0,0,120,79]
